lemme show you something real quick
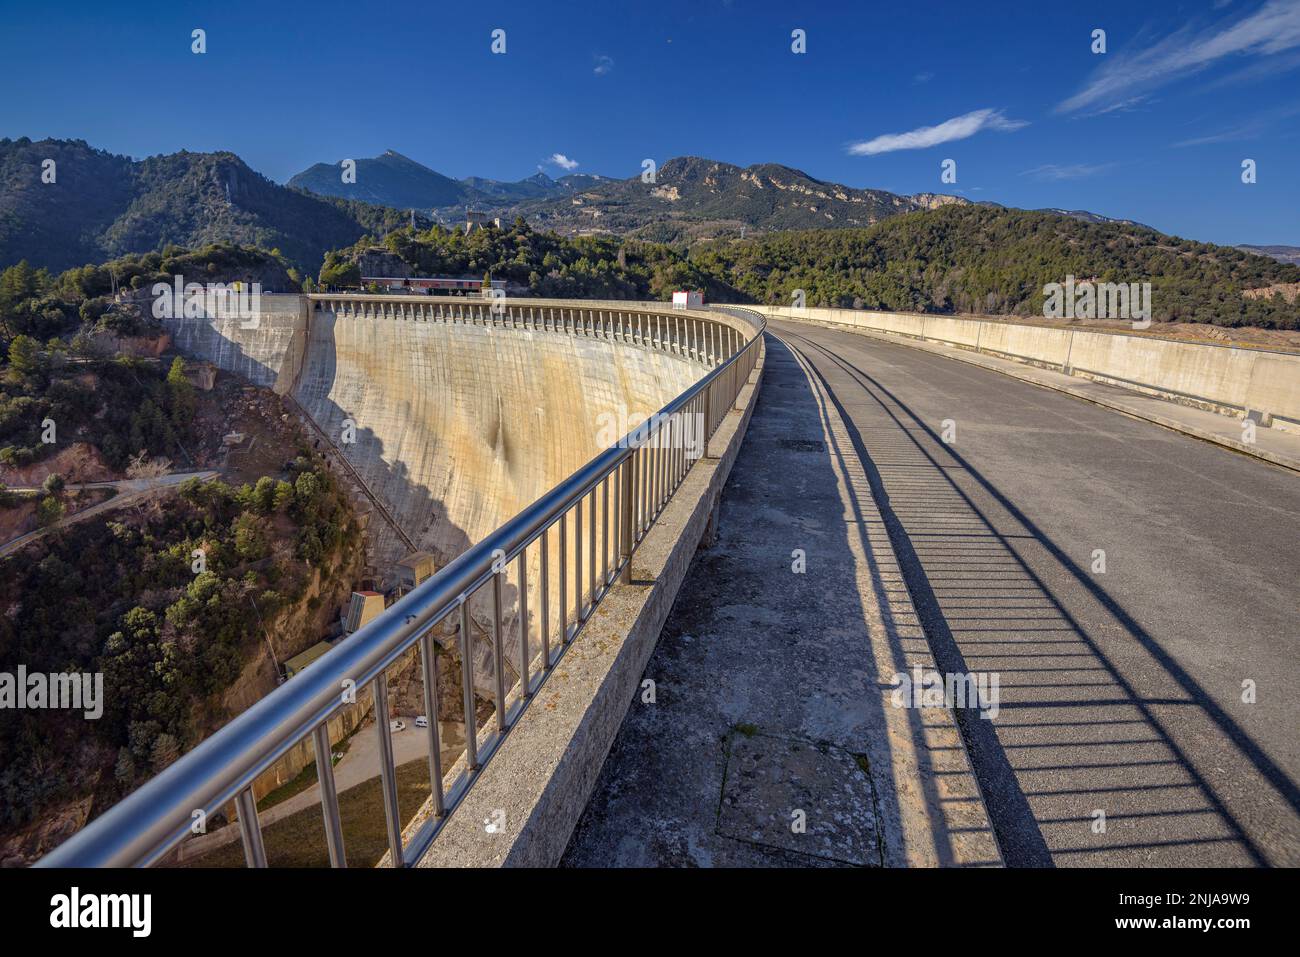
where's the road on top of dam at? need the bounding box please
[566,317,1300,868]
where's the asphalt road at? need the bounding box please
[766,320,1300,866]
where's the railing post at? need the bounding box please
[459,597,479,770]
[419,632,445,818]
[492,571,508,730]
[517,553,530,697]
[620,454,635,583]
[540,526,551,669]
[235,788,267,868]
[559,513,569,643]
[374,672,404,867]
[313,723,347,867]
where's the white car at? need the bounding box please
[414,716,429,729]
[389,719,406,733]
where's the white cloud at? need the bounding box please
[1057,0,1300,114]
[1172,101,1300,146]
[548,153,579,170]
[847,108,1028,156]
[1020,163,1115,181]
[594,54,614,76]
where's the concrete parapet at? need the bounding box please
[749,304,1300,434]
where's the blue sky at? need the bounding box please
[2,0,1298,244]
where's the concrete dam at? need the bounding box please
[164,293,739,692]
[167,295,707,567]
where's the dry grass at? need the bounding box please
[181,757,431,868]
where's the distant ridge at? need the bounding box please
[287,151,1162,243]
[1238,244,1300,266]
[0,137,416,273]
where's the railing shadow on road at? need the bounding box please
[566,333,998,867]
[778,327,1300,867]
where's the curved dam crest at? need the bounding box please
[294,308,706,568]
[164,295,716,688]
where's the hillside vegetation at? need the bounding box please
[321,218,732,301]
[0,245,299,473]
[0,459,359,852]
[696,206,1300,328]
[323,210,1300,329]
[0,138,414,274]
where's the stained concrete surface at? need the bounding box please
[166,300,712,693]
[718,732,882,866]
[563,335,1000,868]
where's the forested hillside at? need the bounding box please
[0,242,363,860]
[0,138,415,274]
[322,210,1300,329]
[321,218,735,301]
[696,206,1300,328]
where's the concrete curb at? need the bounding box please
[786,319,1300,475]
[400,344,766,867]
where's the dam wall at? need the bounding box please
[293,308,707,568]
[160,293,735,693]
[750,304,1300,433]
[161,293,309,393]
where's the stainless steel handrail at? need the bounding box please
[39,301,765,868]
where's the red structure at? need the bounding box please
[360,276,507,294]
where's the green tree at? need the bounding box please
[7,335,43,375]
[35,494,64,527]
[165,356,196,428]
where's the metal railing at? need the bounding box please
[39,301,765,868]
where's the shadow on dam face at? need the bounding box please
[166,298,713,696]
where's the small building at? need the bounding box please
[183,361,217,391]
[359,275,506,295]
[396,551,436,592]
[344,590,387,634]
[283,641,335,680]
[672,290,704,310]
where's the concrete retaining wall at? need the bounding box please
[750,305,1300,432]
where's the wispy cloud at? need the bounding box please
[1057,0,1300,114]
[1020,162,1115,181]
[593,54,614,76]
[847,108,1028,155]
[913,71,934,84]
[1172,101,1300,146]
[547,153,579,170]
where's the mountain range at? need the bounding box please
[287,150,610,214]
[0,138,419,274]
[2,138,1295,278]
[287,151,1160,245]
[1238,244,1300,267]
